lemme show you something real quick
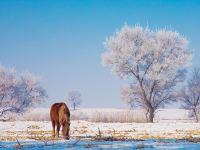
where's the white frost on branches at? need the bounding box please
[180,68,200,122]
[102,25,192,122]
[0,65,47,120]
[66,91,81,110]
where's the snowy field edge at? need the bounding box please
[1,120,200,141]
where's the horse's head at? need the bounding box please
[62,120,70,140]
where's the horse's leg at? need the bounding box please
[56,122,61,138]
[52,121,55,137]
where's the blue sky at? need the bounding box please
[0,0,199,108]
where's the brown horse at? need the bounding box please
[50,102,70,139]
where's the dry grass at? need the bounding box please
[13,108,193,123]
[15,108,147,123]
[71,109,147,123]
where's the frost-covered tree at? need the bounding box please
[66,91,81,110]
[180,68,200,122]
[0,65,47,120]
[102,25,192,122]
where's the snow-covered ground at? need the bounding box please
[1,120,200,141]
[0,109,199,142]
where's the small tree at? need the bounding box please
[179,68,200,122]
[102,25,192,122]
[66,91,81,110]
[0,65,47,120]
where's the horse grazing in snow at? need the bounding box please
[50,102,70,139]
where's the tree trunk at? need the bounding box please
[73,104,76,110]
[195,114,198,123]
[145,109,149,122]
[148,107,154,123]
[194,108,198,122]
